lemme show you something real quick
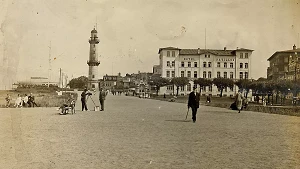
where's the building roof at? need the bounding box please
[158,47,179,53]
[179,49,236,56]
[159,47,254,56]
[267,48,300,61]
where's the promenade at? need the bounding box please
[0,93,299,169]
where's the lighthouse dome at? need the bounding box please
[91,28,97,33]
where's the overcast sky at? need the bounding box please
[0,0,300,89]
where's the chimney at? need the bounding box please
[197,48,200,54]
[224,47,227,51]
[236,47,239,50]
[293,44,296,50]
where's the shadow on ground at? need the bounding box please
[165,119,192,122]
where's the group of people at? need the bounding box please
[5,93,38,108]
[111,91,123,95]
[187,88,249,123]
[80,88,108,111]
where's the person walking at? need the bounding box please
[5,94,11,108]
[235,90,243,113]
[188,86,200,123]
[81,89,89,111]
[99,88,107,111]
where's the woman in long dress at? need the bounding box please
[235,91,243,113]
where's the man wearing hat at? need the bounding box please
[81,88,89,111]
[188,86,200,123]
[99,88,107,111]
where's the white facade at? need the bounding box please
[158,47,253,96]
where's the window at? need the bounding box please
[172,71,175,77]
[230,87,233,91]
[167,51,170,57]
[230,63,233,68]
[181,62,184,67]
[172,61,175,67]
[181,71,184,77]
[203,62,207,67]
[208,62,211,67]
[245,63,248,69]
[224,87,227,92]
[92,84,95,88]
[240,72,243,79]
[224,72,227,78]
[245,72,248,79]
[92,75,95,78]
[188,62,191,67]
[230,72,233,79]
[217,71,220,78]
[217,62,220,67]
[172,51,175,57]
[208,71,212,78]
[180,86,185,91]
[193,84,197,90]
[208,54,210,58]
[187,71,191,78]
[209,85,212,91]
[202,86,206,92]
[203,71,207,78]
[240,63,243,68]
[166,71,170,77]
[224,62,227,68]
[245,53,248,58]
[167,61,170,67]
[240,53,243,58]
[187,83,191,91]
[194,71,197,78]
[205,54,207,58]
[194,62,197,67]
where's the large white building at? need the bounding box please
[156,47,254,96]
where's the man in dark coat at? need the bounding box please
[188,86,200,123]
[99,88,107,111]
[81,89,89,111]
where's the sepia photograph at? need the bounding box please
[0,0,299,168]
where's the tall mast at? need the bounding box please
[48,41,51,87]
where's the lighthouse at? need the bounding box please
[87,27,100,89]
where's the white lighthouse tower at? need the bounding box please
[87,27,100,89]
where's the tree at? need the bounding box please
[193,78,212,94]
[212,78,234,97]
[148,77,170,96]
[171,77,189,96]
[235,79,252,97]
[68,76,88,89]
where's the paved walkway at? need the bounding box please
[0,93,299,169]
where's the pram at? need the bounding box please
[59,100,76,115]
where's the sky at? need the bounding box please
[0,0,300,89]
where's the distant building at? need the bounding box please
[102,74,118,91]
[157,46,254,96]
[14,77,58,89]
[267,44,300,80]
[153,65,161,75]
